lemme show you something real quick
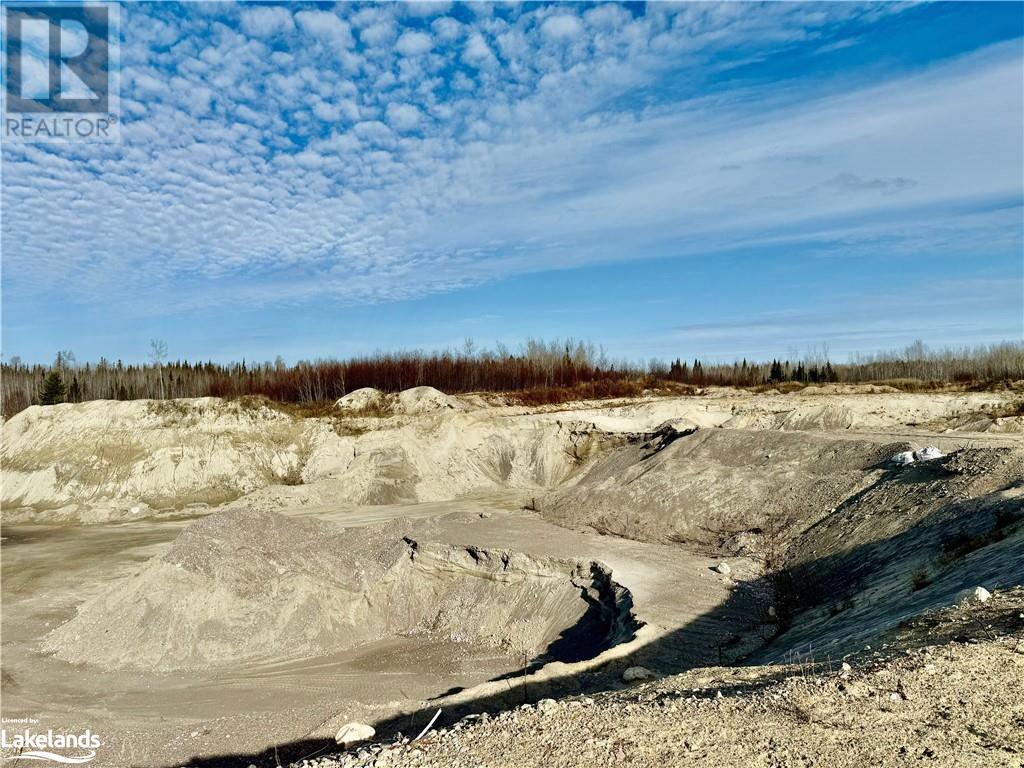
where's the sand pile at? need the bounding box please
[335,388,388,412]
[334,387,466,415]
[395,386,466,414]
[42,510,634,671]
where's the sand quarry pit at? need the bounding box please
[2,385,1023,767]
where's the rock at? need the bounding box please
[622,666,656,683]
[336,722,376,748]
[892,450,916,466]
[973,586,992,603]
[913,446,944,462]
[537,698,557,712]
[714,562,732,576]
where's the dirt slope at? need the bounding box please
[538,425,903,545]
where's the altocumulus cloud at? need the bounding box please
[1,1,1021,319]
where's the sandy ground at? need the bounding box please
[1,385,1021,767]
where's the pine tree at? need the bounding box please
[68,375,82,402]
[39,371,66,405]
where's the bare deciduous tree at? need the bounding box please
[149,339,168,399]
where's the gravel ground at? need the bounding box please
[295,590,1024,768]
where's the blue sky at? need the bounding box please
[2,1,1022,364]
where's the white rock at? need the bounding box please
[714,562,732,576]
[622,666,656,683]
[913,446,944,462]
[974,586,992,603]
[335,722,375,748]
[536,698,557,712]
[891,450,916,466]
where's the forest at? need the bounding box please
[3,339,1022,417]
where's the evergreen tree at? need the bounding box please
[68,375,82,402]
[39,371,66,405]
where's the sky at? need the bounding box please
[1,1,1022,365]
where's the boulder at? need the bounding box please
[335,722,375,748]
[622,666,656,683]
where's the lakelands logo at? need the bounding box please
[2,2,120,141]
[0,726,100,764]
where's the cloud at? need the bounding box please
[239,6,294,37]
[295,10,354,48]
[462,32,497,68]
[0,2,1019,332]
[431,16,462,42]
[359,21,395,47]
[540,14,584,41]
[386,102,422,131]
[396,30,433,56]
[823,173,918,194]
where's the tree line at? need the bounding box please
[2,339,1021,418]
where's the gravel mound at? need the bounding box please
[42,510,635,671]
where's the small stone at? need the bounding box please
[973,586,992,603]
[335,722,376,748]
[537,698,557,712]
[714,562,732,576]
[622,666,656,683]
